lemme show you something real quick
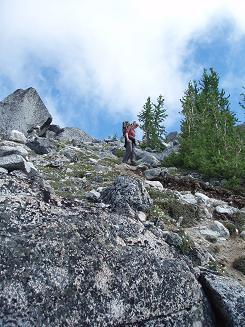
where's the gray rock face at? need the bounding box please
[47,124,63,135]
[0,154,37,174]
[0,173,215,326]
[200,221,230,239]
[0,145,28,158]
[7,130,27,144]
[135,148,160,168]
[0,154,27,171]
[136,152,161,168]
[166,131,178,143]
[27,137,56,154]
[0,88,52,136]
[56,127,94,143]
[145,168,162,180]
[101,175,153,215]
[201,274,245,327]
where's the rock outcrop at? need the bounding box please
[101,175,153,216]
[0,139,37,174]
[200,274,245,327]
[0,87,52,136]
[56,127,95,143]
[0,172,215,326]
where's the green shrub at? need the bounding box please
[230,211,245,232]
[233,256,245,275]
[205,235,218,243]
[148,205,171,223]
[162,152,183,168]
[159,198,200,227]
[114,148,125,158]
[211,245,220,253]
[224,222,237,237]
[177,230,195,254]
[208,260,225,275]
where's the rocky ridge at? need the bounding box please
[0,88,244,326]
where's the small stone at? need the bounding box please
[98,203,108,209]
[215,205,238,215]
[195,192,210,203]
[86,190,101,202]
[0,167,8,174]
[145,180,164,191]
[137,211,147,222]
[24,161,38,175]
[240,231,245,239]
[176,216,183,227]
[89,158,98,164]
[179,193,197,205]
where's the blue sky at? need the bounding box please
[0,0,244,139]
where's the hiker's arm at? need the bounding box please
[125,132,129,142]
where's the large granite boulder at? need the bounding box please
[101,175,153,215]
[136,154,161,168]
[134,148,160,167]
[0,172,215,326]
[200,274,245,327]
[0,88,52,136]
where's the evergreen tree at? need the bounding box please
[153,95,167,150]
[138,95,167,150]
[138,97,154,146]
[176,68,244,182]
[239,86,245,110]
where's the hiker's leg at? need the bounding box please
[130,142,136,164]
[122,141,132,163]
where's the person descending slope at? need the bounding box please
[122,121,139,165]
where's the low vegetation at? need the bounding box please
[233,256,245,275]
[177,230,195,254]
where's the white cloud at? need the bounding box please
[0,0,244,131]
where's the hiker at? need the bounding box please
[122,121,139,165]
